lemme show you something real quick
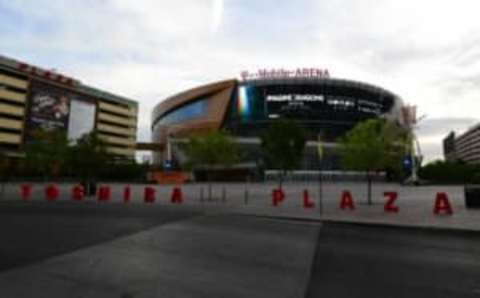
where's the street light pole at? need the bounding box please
[410,132,418,184]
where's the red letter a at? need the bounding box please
[171,187,183,204]
[434,193,453,215]
[340,191,355,210]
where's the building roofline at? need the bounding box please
[77,84,138,106]
[0,54,137,106]
[152,79,237,120]
[152,76,403,120]
[455,123,480,142]
[159,79,237,104]
[240,77,402,100]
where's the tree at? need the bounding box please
[101,158,148,181]
[183,130,239,199]
[0,151,10,199]
[419,160,480,184]
[340,118,408,204]
[261,119,307,188]
[69,132,110,193]
[24,129,70,180]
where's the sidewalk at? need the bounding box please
[0,214,319,298]
[3,181,480,232]
[228,183,480,232]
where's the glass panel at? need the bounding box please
[157,98,209,126]
[226,83,396,141]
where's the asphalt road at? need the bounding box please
[1,201,480,297]
[0,204,319,298]
[306,223,480,298]
[0,201,200,271]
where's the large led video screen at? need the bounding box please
[236,83,388,123]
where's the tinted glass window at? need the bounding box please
[156,98,209,127]
[225,83,396,141]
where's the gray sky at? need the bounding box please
[1,0,479,162]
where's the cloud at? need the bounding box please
[417,117,478,162]
[417,118,477,138]
[2,0,480,162]
[211,0,224,33]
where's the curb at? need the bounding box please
[234,213,480,236]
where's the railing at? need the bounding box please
[264,170,386,182]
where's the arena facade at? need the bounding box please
[152,69,405,178]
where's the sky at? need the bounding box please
[1,0,480,162]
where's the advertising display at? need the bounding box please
[237,84,359,122]
[26,81,96,143]
[265,93,328,117]
[27,82,71,137]
[67,99,96,143]
[231,82,396,142]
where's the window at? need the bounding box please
[155,98,209,127]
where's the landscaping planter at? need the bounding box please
[81,181,97,196]
[464,185,480,208]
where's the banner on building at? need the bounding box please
[26,81,96,143]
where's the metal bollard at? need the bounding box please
[244,189,249,205]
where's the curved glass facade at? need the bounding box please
[225,82,398,142]
[153,97,209,130]
[150,78,404,173]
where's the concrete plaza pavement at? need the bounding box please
[0,202,479,297]
[0,207,319,298]
[2,181,479,232]
[306,223,480,298]
[0,202,200,271]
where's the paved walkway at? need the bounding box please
[3,182,480,232]
[0,182,478,297]
[230,183,480,232]
[0,214,319,298]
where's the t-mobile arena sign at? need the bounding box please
[240,68,330,81]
